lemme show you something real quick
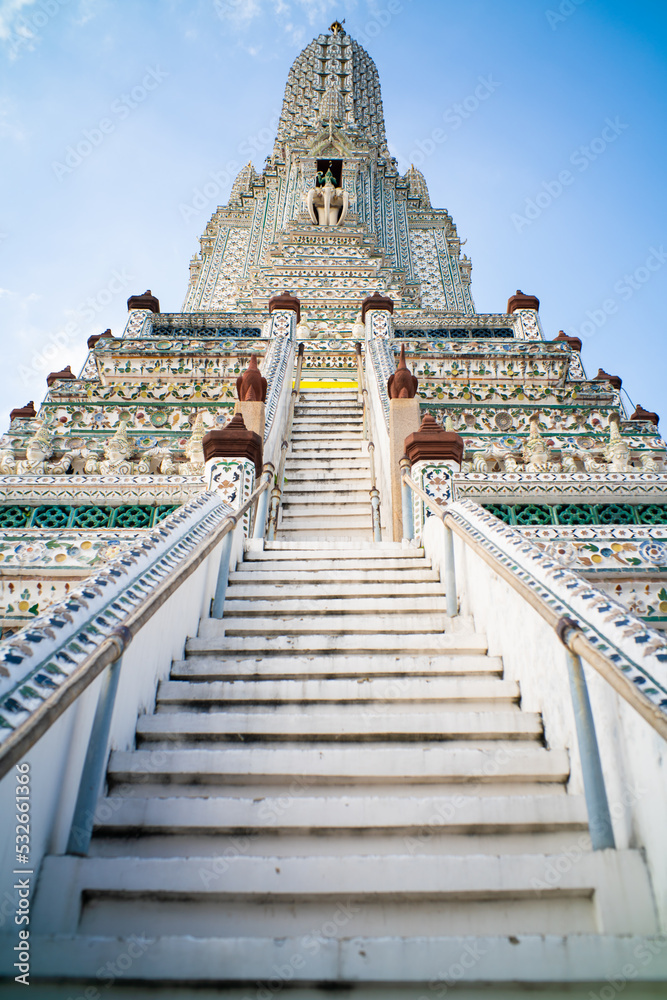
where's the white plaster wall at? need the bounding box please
[423,514,667,930]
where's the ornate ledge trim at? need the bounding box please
[448,499,667,714]
[451,472,667,504]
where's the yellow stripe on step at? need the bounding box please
[296,380,359,389]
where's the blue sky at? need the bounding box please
[1,0,666,428]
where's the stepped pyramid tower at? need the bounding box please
[1,20,666,997]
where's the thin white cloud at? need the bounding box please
[72,0,106,28]
[0,0,37,41]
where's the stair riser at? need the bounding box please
[74,896,601,939]
[172,654,502,678]
[225,583,444,597]
[89,830,591,860]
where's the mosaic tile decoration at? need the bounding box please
[0,491,235,743]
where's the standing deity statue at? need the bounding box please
[604,412,631,472]
[100,420,133,475]
[522,414,549,471]
[19,422,54,474]
[180,413,206,475]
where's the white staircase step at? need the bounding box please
[291,428,363,437]
[278,519,372,532]
[17,933,667,986]
[188,630,486,654]
[157,676,520,706]
[43,932,667,986]
[33,850,657,938]
[171,652,502,679]
[283,484,371,497]
[283,468,371,481]
[229,568,440,583]
[92,793,585,835]
[281,503,371,517]
[207,614,450,635]
[221,597,448,615]
[286,451,368,461]
[225,581,444,597]
[255,539,411,551]
[290,442,365,453]
[107,744,571,787]
[135,709,542,743]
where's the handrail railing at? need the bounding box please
[355,342,382,542]
[403,470,667,850]
[401,471,667,741]
[267,343,305,540]
[0,472,273,778]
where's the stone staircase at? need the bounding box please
[27,385,661,988]
[279,386,374,540]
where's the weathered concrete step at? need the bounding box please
[225,581,444,597]
[259,540,409,551]
[286,450,367,461]
[239,558,429,572]
[210,614,450,636]
[157,677,519,706]
[298,393,359,401]
[292,421,363,431]
[278,518,372,532]
[107,744,570,786]
[294,404,362,411]
[283,482,370,495]
[188,631,485,655]
[284,468,371,481]
[285,449,369,459]
[35,851,656,938]
[93,793,585,835]
[17,933,667,987]
[228,568,439,583]
[136,710,542,743]
[278,529,376,540]
[172,653,502,680]
[292,427,363,436]
[221,597,448,616]
[282,490,371,503]
[281,503,372,517]
[290,442,365,453]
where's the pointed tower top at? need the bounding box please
[329,19,345,35]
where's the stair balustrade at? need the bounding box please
[0,474,272,875]
[267,342,304,540]
[402,471,667,863]
[355,341,382,541]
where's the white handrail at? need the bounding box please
[0,474,272,777]
[402,472,667,741]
